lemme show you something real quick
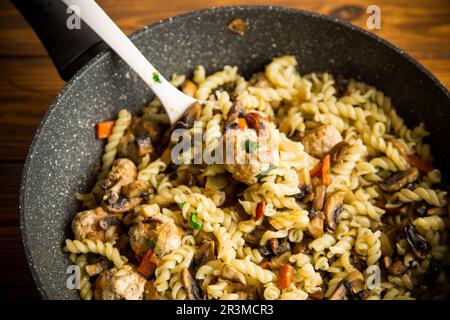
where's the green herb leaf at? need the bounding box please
[146,239,155,248]
[176,200,186,209]
[152,72,162,83]
[255,164,277,181]
[242,139,260,153]
[376,167,392,179]
[189,211,202,230]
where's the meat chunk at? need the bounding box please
[107,159,137,186]
[302,125,342,158]
[94,267,146,300]
[72,207,120,241]
[223,125,277,185]
[129,220,182,256]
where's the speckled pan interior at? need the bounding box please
[20,6,449,300]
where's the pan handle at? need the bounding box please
[11,0,108,81]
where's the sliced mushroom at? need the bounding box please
[267,238,291,256]
[379,167,419,193]
[169,169,195,187]
[221,263,247,285]
[135,134,153,157]
[380,231,394,257]
[85,259,113,277]
[143,280,159,300]
[308,291,324,300]
[405,224,429,260]
[329,141,350,165]
[312,184,327,212]
[181,80,197,97]
[102,195,142,214]
[122,180,149,198]
[291,240,309,254]
[99,215,122,231]
[225,100,242,129]
[181,268,203,300]
[323,191,345,232]
[329,270,366,300]
[227,18,248,37]
[307,211,325,239]
[193,240,215,268]
[269,252,291,270]
[295,167,313,202]
[389,260,408,276]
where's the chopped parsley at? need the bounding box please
[146,239,155,248]
[176,200,186,209]
[242,139,260,153]
[152,72,162,83]
[255,164,277,181]
[189,211,202,230]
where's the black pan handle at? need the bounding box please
[11,0,108,81]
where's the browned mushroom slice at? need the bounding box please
[380,231,394,257]
[267,238,291,256]
[312,185,327,212]
[323,191,345,232]
[269,252,291,270]
[221,263,247,285]
[389,260,408,276]
[295,167,313,202]
[405,224,429,260]
[85,259,113,277]
[308,211,325,239]
[122,180,149,198]
[329,270,366,300]
[225,100,243,129]
[379,167,419,193]
[181,80,197,97]
[143,280,159,300]
[308,291,324,300]
[98,215,122,231]
[329,141,350,165]
[181,268,203,300]
[170,169,195,187]
[102,195,142,214]
[135,134,153,157]
[193,240,215,268]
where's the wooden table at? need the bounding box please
[0,0,448,299]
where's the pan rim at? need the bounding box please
[19,5,449,300]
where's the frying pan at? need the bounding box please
[14,1,449,300]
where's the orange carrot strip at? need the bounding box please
[137,250,156,278]
[322,154,331,186]
[255,201,265,221]
[406,154,434,173]
[238,118,248,129]
[277,265,293,290]
[96,121,115,139]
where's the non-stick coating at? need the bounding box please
[20,6,449,299]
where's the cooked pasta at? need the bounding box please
[65,56,449,300]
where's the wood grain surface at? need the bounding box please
[0,0,448,299]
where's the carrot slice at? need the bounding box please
[238,118,248,129]
[310,161,323,178]
[96,120,115,139]
[322,154,331,186]
[406,154,434,173]
[255,201,265,221]
[277,265,293,290]
[137,249,156,278]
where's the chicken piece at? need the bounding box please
[72,207,119,241]
[223,125,277,185]
[94,267,146,300]
[302,125,342,158]
[107,159,137,186]
[129,220,182,256]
